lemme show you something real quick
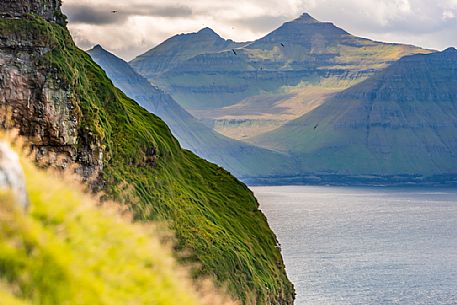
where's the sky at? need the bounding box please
[62,0,457,61]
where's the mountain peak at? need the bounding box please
[196,27,220,38]
[443,47,457,54]
[198,27,216,34]
[293,12,320,24]
[89,44,110,55]
[93,44,104,51]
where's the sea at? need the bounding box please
[252,186,457,305]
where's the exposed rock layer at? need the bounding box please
[0,0,65,24]
[0,2,103,180]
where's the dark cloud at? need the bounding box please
[63,4,192,25]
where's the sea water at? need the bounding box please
[253,186,457,305]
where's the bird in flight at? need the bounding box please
[112,10,118,13]
[314,124,319,130]
[232,49,237,55]
[281,43,285,47]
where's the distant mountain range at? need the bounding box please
[92,13,457,185]
[88,45,294,179]
[130,13,431,141]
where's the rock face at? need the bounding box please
[0,141,29,209]
[88,45,294,178]
[252,49,457,184]
[0,2,103,180]
[0,0,65,24]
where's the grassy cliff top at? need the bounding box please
[0,15,294,304]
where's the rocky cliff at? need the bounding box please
[0,1,294,304]
[0,0,102,180]
[0,0,65,24]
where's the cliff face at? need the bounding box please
[0,0,65,24]
[0,2,102,179]
[0,2,294,304]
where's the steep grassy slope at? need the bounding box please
[88,45,295,179]
[252,49,457,184]
[0,143,230,305]
[131,13,430,140]
[0,15,294,304]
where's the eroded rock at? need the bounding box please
[0,0,65,25]
[0,1,104,183]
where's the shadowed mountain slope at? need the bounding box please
[251,48,457,184]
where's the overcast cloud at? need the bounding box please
[62,0,457,61]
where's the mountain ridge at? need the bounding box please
[130,27,248,81]
[130,12,432,141]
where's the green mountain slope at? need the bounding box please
[130,13,430,140]
[252,48,457,184]
[0,5,294,305]
[87,45,295,179]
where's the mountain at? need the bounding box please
[251,48,457,185]
[87,45,294,179]
[0,2,294,304]
[130,27,247,80]
[130,13,431,140]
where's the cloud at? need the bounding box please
[62,0,457,60]
[64,3,192,25]
[230,15,290,33]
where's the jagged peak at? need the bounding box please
[195,27,223,39]
[92,44,104,51]
[88,44,110,55]
[292,12,320,24]
[198,27,217,35]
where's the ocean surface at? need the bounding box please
[252,186,457,305]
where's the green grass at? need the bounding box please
[0,16,294,304]
[0,149,222,305]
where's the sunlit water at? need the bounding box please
[252,186,457,305]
